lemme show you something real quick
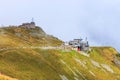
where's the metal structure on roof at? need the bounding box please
[69,38,89,51]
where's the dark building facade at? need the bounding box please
[19,21,36,29]
[69,38,89,51]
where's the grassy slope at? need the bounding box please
[0,26,63,47]
[0,47,120,80]
[0,27,120,80]
[0,74,17,80]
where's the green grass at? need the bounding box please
[0,47,120,80]
[0,27,63,47]
[0,27,120,80]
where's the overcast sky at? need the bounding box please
[0,0,120,51]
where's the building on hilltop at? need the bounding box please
[68,38,89,51]
[69,39,83,47]
[19,19,36,29]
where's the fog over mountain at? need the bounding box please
[0,0,120,51]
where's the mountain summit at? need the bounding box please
[0,23,63,48]
[0,24,120,80]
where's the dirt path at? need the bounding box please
[0,46,61,51]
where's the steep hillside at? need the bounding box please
[0,74,17,80]
[0,26,120,80]
[0,46,120,80]
[0,26,63,48]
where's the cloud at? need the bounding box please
[0,0,120,51]
[75,0,120,51]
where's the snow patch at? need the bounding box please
[74,77,79,80]
[60,60,66,65]
[74,58,87,69]
[59,75,68,80]
[101,64,114,73]
[67,66,78,77]
[74,67,87,80]
[60,60,78,77]
[91,60,100,68]
[89,71,95,76]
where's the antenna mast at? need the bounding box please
[32,18,34,22]
[85,37,87,41]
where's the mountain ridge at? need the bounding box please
[0,26,120,80]
[0,26,63,48]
